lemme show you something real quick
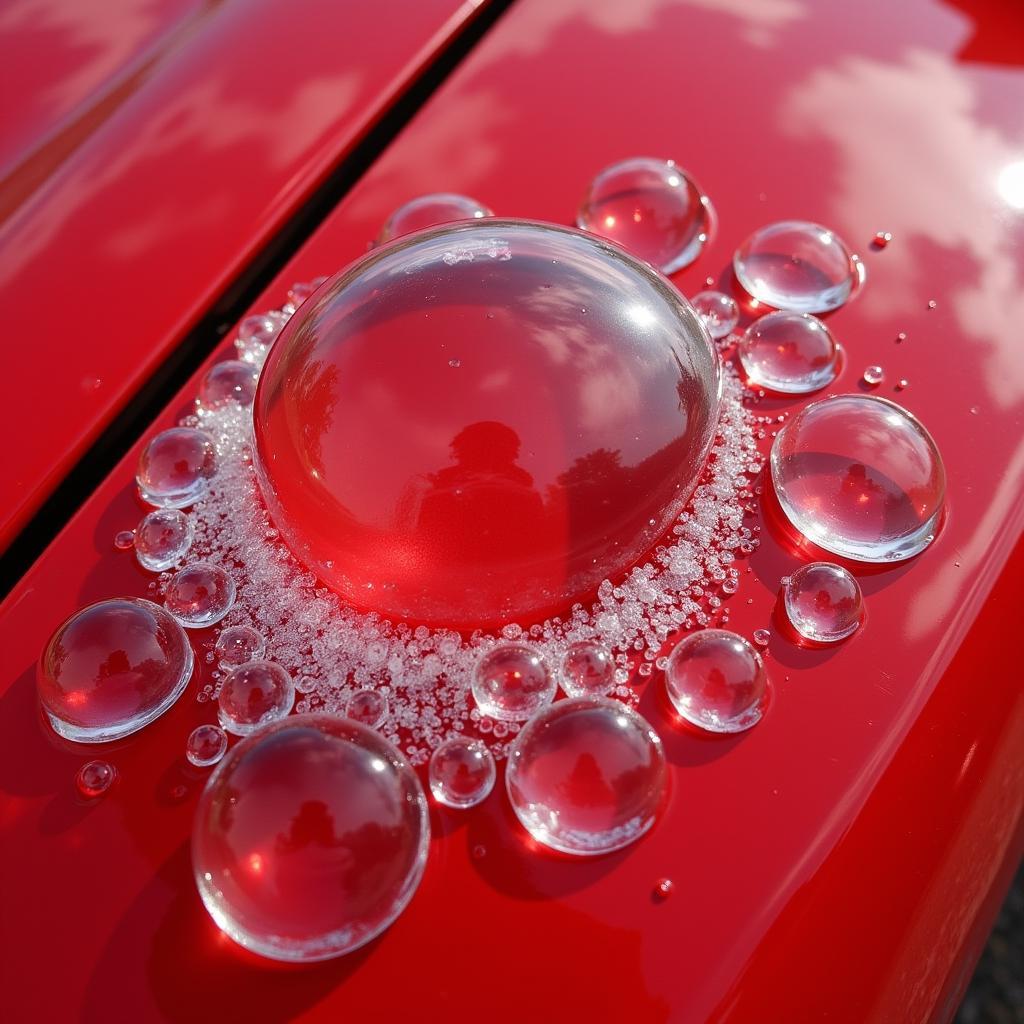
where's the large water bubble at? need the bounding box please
[253,220,720,628]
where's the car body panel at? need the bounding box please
[2,0,1024,1020]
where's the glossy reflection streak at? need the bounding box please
[254,220,720,628]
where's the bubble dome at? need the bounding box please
[254,219,721,629]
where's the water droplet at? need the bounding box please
[186,724,229,767]
[376,193,493,245]
[558,640,615,697]
[199,360,260,410]
[235,312,286,364]
[690,290,739,340]
[217,661,295,735]
[38,598,193,742]
[472,843,487,860]
[752,628,771,647]
[286,277,328,311]
[722,578,739,595]
[76,760,116,798]
[738,312,839,394]
[136,428,217,508]
[895,332,907,344]
[428,737,496,808]
[113,530,135,550]
[344,689,389,730]
[665,629,767,733]
[927,299,937,310]
[165,563,236,628]
[505,696,667,855]
[872,231,892,249]
[135,508,194,571]
[472,643,555,721]
[862,365,884,386]
[193,715,429,961]
[215,625,266,669]
[253,220,720,628]
[771,394,945,561]
[577,157,713,273]
[896,378,909,391]
[970,405,979,415]
[783,562,863,643]
[654,877,674,899]
[734,220,860,313]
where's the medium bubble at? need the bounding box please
[39,598,193,742]
[235,312,287,365]
[738,312,839,394]
[165,563,236,628]
[186,724,229,767]
[376,193,493,244]
[214,625,265,669]
[734,220,860,313]
[665,629,767,733]
[136,428,217,508]
[558,640,615,697]
[428,737,496,808]
[76,760,117,798]
[690,290,739,340]
[472,643,555,721]
[505,696,667,855]
[192,715,429,961]
[344,689,389,730]
[770,394,945,561]
[578,157,713,273]
[135,509,194,571]
[218,661,295,736]
[199,360,260,409]
[784,562,863,643]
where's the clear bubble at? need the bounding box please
[862,365,884,386]
[76,760,116,798]
[784,562,863,643]
[254,220,720,628]
[690,290,739,340]
[136,427,217,508]
[558,640,615,697]
[577,157,713,273]
[186,723,229,766]
[738,312,839,394]
[38,598,194,742]
[113,530,135,550]
[472,643,555,721]
[165,562,236,628]
[344,689,389,730]
[428,737,496,808]
[192,714,429,961]
[376,193,493,244]
[734,220,860,313]
[218,661,295,736]
[285,277,328,311]
[505,696,667,855]
[770,394,945,561]
[199,360,260,409]
[215,625,265,669]
[135,509,194,571]
[752,628,770,647]
[236,312,287,365]
[665,629,767,733]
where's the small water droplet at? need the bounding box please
[76,760,116,798]
[345,689,389,730]
[429,737,496,808]
[691,290,740,340]
[872,231,892,249]
[472,643,555,721]
[559,641,615,697]
[199,360,260,410]
[654,877,674,899]
[895,332,907,344]
[896,378,909,391]
[783,563,863,643]
[862,365,884,386]
[970,405,979,415]
[739,312,839,394]
[136,428,217,509]
[448,358,461,368]
[165,563,236,628]
[135,509,194,571]
[186,724,228,767]
[113,530,135,551]
[752,628,771,647]
[927,299,937,310]
[218,661,294,735]
[215,625,265,669]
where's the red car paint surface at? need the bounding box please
[0,0,491,554]
[2,0,1024,1021]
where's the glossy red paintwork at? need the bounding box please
[2,0,1024,1021]
[0,0,490,553]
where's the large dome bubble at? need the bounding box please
[254,219,720,629]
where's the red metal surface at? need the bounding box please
[0,0,490,553]
[3,0,1024,1020]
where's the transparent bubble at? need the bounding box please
[254,220,720,628]
[505,696,667,855]
[738,312,839,394]
[376,193,493,244]
[38,598,194,742]
[734,220,860,313]
[862,365,884,386]
[752,628,771,647]
[113,530,135,551]
[770,394,945,561]
[558,640,615,697]
[135,509,194,571]
[215,625,265,669]
[165,563,236,628]
[344,689,389,730]
[76,760,116,798]
[136,428,217,508]
[690,290,739,340]
[218,661,295,736]
[665,629,767,733]
[784,561,863,643]
[428,737,496,808]
[192,714,429,961]
[577,157,713,274]
[199,360,259,409]
[472,643,555,721]
[236,312,287,364]
[186,723,229,766]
